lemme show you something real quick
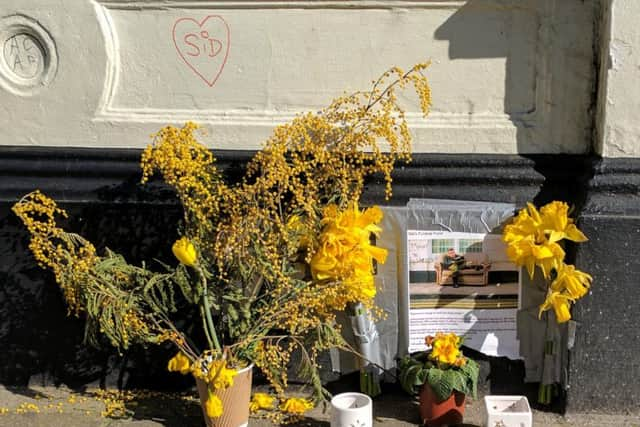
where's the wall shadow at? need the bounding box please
[434,0,539,130]
[432,0,597,414]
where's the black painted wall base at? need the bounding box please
[569,158,640,413]
[3,146,622,413]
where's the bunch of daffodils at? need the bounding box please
[167,353,236,418]
[311,203,388,305]
[503,201,591,323]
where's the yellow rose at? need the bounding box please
[167,352,191,375]
[172,237,197,266]
[250,393,275,412]
[280,397,313,415]
[205,391,223,418]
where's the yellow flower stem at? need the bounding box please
[198,267,221,352]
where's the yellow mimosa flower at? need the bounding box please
[550,263,592,300]
[172,237,197,266]
[286,214,311,249]
[207,360,237,389]
[205,391,223,418]
[280,397,313,415]
[167,352,191,375]
[249,393,275,412]
[539,291,572,323]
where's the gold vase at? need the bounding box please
[196,364,253,427]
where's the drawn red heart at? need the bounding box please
[172,15,230,87]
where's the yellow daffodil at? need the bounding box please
[505,236,565,279]
[310,203,387,303]
[250,393,275,412]
[504,201,591,325]
[205,390,223,418]
[167,352,191,375]
[539,291,572,323]
[503,203,544,244]
[207,360,237,390]
[172,237,197,266]
[550,264,592,300]
[280,397,313,415]
[540,201,588,243]
[504,201,588,281]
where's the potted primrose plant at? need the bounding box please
[399,333,479,427]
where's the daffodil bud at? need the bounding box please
[172,237,197,266]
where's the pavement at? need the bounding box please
[0,383,638,427]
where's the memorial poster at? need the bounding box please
[407,227,521,359]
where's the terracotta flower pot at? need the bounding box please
[196,364,253,427]
[419,384,466,427]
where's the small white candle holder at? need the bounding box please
[330,392,373,427]
[483,395,532,427]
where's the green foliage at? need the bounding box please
[75,245,174,350]
[398,352,479,402]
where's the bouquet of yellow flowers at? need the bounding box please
[502,201,591,404]
[12,63,431,424]
[502,201,591,323]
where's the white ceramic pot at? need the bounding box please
[483,395,532,427]
[330,392,372,427]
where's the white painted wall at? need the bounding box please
[0,0,596,154]
[596,0,640,157]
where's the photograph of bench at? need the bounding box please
[434,252,491,286]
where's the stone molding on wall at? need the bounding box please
[0,146,592,207]
[0,0,596,153]
[93,0,536,153]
